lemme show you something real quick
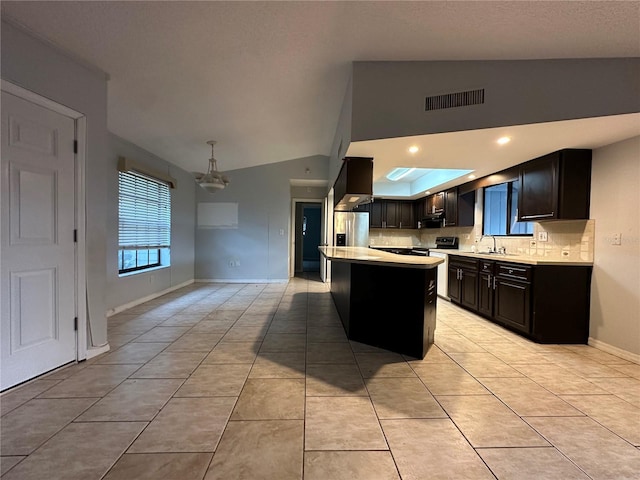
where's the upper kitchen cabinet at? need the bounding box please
[518,149,592,221]
[399,201,416,229]
[333,157,373,211]
[369,199,415,228]
[425,192,444,215]
[443,188,475,227]
[443,188,458,226]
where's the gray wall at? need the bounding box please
[106,134,196,312]
[195,155,329,281]
[351,59,640,142]
[1,20,110,347]
[590,136,640,356]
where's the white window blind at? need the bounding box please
[119,171,171,249]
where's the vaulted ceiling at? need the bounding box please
[2,1,639,178]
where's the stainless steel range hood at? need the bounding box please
[420,211,444,228]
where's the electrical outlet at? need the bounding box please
[235,259,240,267]
[538,231,548,242]
[529,240,536,248]
[612,233,622,245]
[465,234,471,240]
[228,260,235,267]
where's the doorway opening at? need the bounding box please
[293,201,322,275]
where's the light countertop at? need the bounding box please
[429,249,593,266]
[319,246,442,269]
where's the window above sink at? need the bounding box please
[483,180,533,236]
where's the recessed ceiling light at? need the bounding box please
[408,146,419,154]
[497,136,511,145]
[468,174,476,179]
[425,191,431,195]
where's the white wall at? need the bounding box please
[1,20,110,347]
[589,136,640,356]
[106,134,196,312]
[195,155,329,282]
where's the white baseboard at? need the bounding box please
[85,343,110,359]
[195,278,289,284]
[107,279,194,317]
[588,337,640,364]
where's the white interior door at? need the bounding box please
[1,91,77,390]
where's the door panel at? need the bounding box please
[1,91,76,390]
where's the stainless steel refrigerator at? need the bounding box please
[334,212,369,247]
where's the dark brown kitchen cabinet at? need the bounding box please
[518,149,592,221]
[447,255,591,344]
[352,202,370,213]
[399,201,416,229]
[443,188,458,227]
[369,200,384,228]
[493,264,532,335]
[383,201,399,228]
[448,256,478,310]
[370,199,416,229]
[423,192,444,216]
[477,261,494,317]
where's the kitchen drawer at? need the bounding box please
[496,263,531,282]
[449,255,479,270]
[479,261,495,274]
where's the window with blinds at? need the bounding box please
[118,171,171,274]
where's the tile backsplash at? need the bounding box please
[369,229,421,247]
[369,220,595,262]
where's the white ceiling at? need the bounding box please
[2,1,639,179]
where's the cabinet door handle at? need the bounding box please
[493,276,497,290]
[487,275,492,289]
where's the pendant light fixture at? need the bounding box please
[194,140,230,193]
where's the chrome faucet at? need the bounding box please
[481,234,497,253]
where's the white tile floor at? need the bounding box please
[1,275,639,479]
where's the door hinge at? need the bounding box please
[74,229,77,243]
[73,140,78,154]
[74,317,78,331]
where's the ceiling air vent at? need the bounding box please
[425,88,485,111]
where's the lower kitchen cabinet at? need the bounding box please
[447,255,592,343]
[477,261,494,317]
[448,256,478,311]
[494,276,531,334]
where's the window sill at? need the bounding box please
[118,264,171,278]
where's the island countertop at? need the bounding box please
[319,246,443,269]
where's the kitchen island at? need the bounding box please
[319,246,443,359]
